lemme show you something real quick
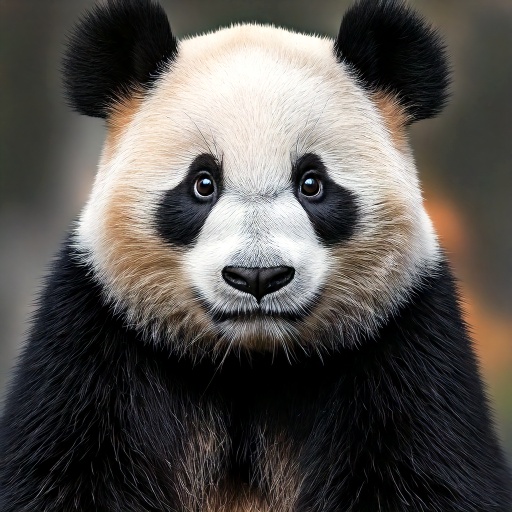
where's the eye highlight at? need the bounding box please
[194,174,215,198]
[300,174,322,197]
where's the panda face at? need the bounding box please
[77,24,440,357]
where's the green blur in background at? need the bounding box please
[1,0,511,461]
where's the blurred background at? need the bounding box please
[1,0,511,460]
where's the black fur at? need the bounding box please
[156,153,223,246]
[1,238,510,511]
[293,153,360,245]
[63,0,177,118]
[334,0,450,123]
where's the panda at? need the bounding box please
[1,0,511,510]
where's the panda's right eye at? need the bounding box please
[194,174,215,198]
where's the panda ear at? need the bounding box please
[63,0,178,119]
[334,0,450,124]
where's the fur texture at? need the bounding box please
[0,242,510,511]
[1,0,511,510]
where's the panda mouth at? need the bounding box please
[211,309,305,323]
[194,293,315,324]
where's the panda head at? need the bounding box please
[67,0,449,358]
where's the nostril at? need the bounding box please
[223,270,248,288]
[222,267,259,297]
[260,266,295,295]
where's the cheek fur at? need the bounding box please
[78,184,220,353]
[295,197,439,348]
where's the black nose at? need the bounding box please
[222,266,295,303]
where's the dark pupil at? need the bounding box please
[196,177,214,196]
[302,176,319,196]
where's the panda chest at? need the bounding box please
[147,363,322,511]
[173,409,303,512]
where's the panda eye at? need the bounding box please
[300,174,322,197]
[194,174,215,198]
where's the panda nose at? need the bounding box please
[222,266,295,303]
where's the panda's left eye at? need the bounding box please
[300,174,322,197]
[194,174,215,198]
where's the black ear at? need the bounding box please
[334,0,450,123]
[63,0,178,118]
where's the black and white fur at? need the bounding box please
[1,0,510,510]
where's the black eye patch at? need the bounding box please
[292,153,359,245]
[156,154,222,246]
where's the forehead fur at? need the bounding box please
[78,23,439,355]
[107,24,408,193]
